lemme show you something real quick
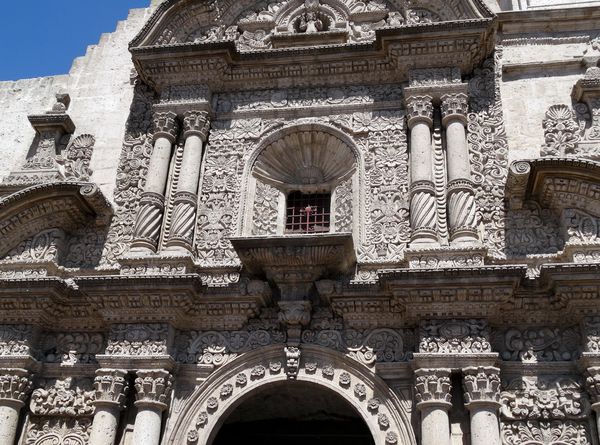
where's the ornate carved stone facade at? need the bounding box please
[1,0,600,444]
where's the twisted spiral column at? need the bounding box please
[166,110,210,253]
[132,111,179,253]
[441,93,479,243]
[0,369,32,445]
[406,94,438,245]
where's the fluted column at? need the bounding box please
[132,369,173,445]
[463,366,502,445]
[89,369,129,445]
[0,369,31,445]
[586,367,600,442]
[441,93,478,244]
[132,112,179,253]
[165,110,210,253]
[414,368,452,445]
[406,95,438,245]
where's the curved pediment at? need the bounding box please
[132,0,494,49]
[0,183,112,259]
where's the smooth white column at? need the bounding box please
[89,369,129,445]
[406,94,438,245]
[415,368,452,445]
[166,110,210,253]
[131,111,179,253]
[0,369,31,445]
[463,366,502,445]
[132,369,173,445]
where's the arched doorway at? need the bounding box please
[213,381,375,445]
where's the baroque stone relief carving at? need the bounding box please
[105,323,172,356]
[500,376,592,445]
[41,332,105,365]
[0,324,38,356]
[419,319,491,353]
[493,326,581,362]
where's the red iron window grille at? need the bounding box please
[285,191,331,234]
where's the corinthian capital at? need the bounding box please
[183,110,211,140]
[0,369,32,407]
[94,369,129,409]
[134,369,173,411]
[462,366,501,408]
[414,368,452,409]
[153,111,179,143]
[405,95,434,129]
[441,93,469,126]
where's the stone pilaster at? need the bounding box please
[165,110,210,253]
[0,369,32,445]
[406,94,438,245]
[89,369,129,445]
[463,366,502,445]
[132,111,179,253]
[414,368,452,445]
[440,92,478,244]
[132,369,173,445]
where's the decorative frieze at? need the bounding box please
[42,332,104,365]
[105,324,172,357]
[419,319,491,354]
[494,326,581,362]
[0,325,37,357]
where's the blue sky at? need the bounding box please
[0,1,150,81]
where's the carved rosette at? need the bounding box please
[410,181,437,242]
[132,192,166,251]
[446,179,478,241]
[405,95,434,128]
[414,368,452,410]
[183,110,210,141]
[0,369,32,407]
[134,369,173,411]
[153,111,179,143]
[167,191,198,249]
[462,366,501,408]
[441,93,469,126]
[93,369,129,409]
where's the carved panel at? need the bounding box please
[252,180,280,236]
[419,319,491,353]
[493,326,581,362]
[105,323,172,356]
[0,324,37,356]
[25,418,91,445]
[42,332,105,365]
[30,377,95,417]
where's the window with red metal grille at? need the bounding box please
[285,191,331,234]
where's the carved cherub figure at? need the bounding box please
[298,11,323,33]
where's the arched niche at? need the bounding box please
[166,344,416,445]
[238,123,364,241]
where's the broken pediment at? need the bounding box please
[130,0,495,90]
[133,0,493,48]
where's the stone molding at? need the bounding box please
[462,366,501,408]
[414,368,452,410]
[134,369,173,411]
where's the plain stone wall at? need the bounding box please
[500,40,591,162]
[0,5,156,202]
